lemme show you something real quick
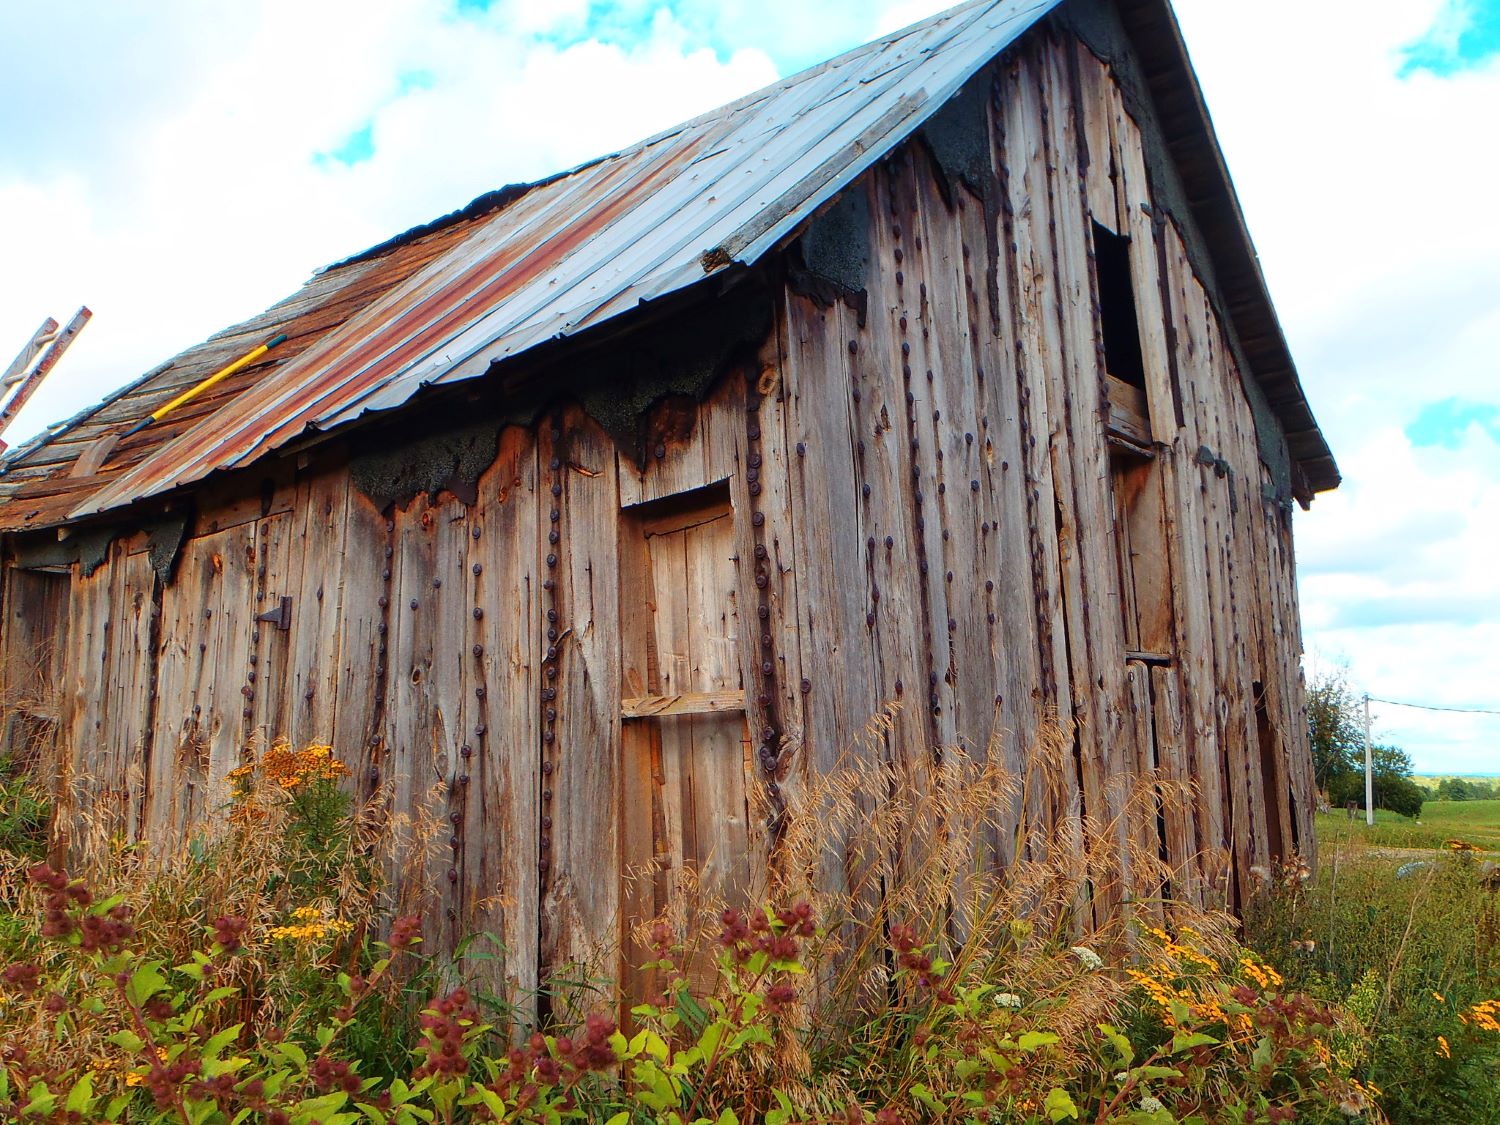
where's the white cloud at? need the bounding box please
[1172,0,1500,772]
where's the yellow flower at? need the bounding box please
[1432,991,1446,1003]
[1238,955,1283,991]
[1460,999,1500,1033]
[1437,1035,1451,1058]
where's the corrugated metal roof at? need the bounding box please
[73,0,1061,519]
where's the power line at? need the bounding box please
[1367,695,1500,717]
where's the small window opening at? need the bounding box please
[1092,222,1147,390]
[1109,450,1173,658]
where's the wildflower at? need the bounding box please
[1,963,41,995]
[1460,999,1500,1033]
[1139,1094,1164,1114]
[1238,955,1283,991]
[1070,945,1103,971]
[389,914,423,952]
[995,992,1023,1009]
[1432,991,1445,1004]
[1436,1035,1451,1058]
[211,914,248,954]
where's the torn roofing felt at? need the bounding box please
[0,0,1333,530]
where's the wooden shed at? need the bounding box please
[0,0,1337,995]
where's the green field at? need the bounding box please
[1316,797,1500,852]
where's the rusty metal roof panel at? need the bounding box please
[73,0,1060,519]
[0,214,486,532]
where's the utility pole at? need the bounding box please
[1363,693,1374,827]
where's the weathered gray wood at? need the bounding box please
[467,425,541,1009]
[540,408,621,984]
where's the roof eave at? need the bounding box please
[1113,0,1340,495]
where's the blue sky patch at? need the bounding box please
[317,122,375,167]
[397,69,436,95]
[1400,0,1500,76]
[1406,397,1500,449]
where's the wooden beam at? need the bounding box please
[0,308,91,447]
[620,689,746,719]
[2,317,59,387]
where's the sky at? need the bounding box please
[0,0,1496,773]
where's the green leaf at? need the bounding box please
[912,1083,947,1113]
[276,1041,309,1068]
[716,1111,739,1125]
[697,1021,725,1059]
[1043,1088,1080,1122]
[639,1028,670,1061]
[23,1083,58,1116]
[472,1087,507,1117]
[64,1074,93,1114]
[1133,1065,1184,1080]
[604,1113,630,1125]
[108,1029,146,1052]
[1018,1031,1059,1052]
[1169,1031,1219,1054]
[125,964,168,1007]
[202,1022,244,1060]
[294,1091,350,1116]
[1098,1023,1135,1067]
[354,1104,389,1125]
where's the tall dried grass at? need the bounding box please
[608,706,1242,1110]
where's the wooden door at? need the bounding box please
[619,485,753,987]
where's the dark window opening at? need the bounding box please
[1253,681,1287,863]
[1092,222,1147,391]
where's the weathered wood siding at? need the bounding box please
[0,24,1315,992]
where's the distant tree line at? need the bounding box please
[1307,669,1425,819]
[1427,776,1498,802]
